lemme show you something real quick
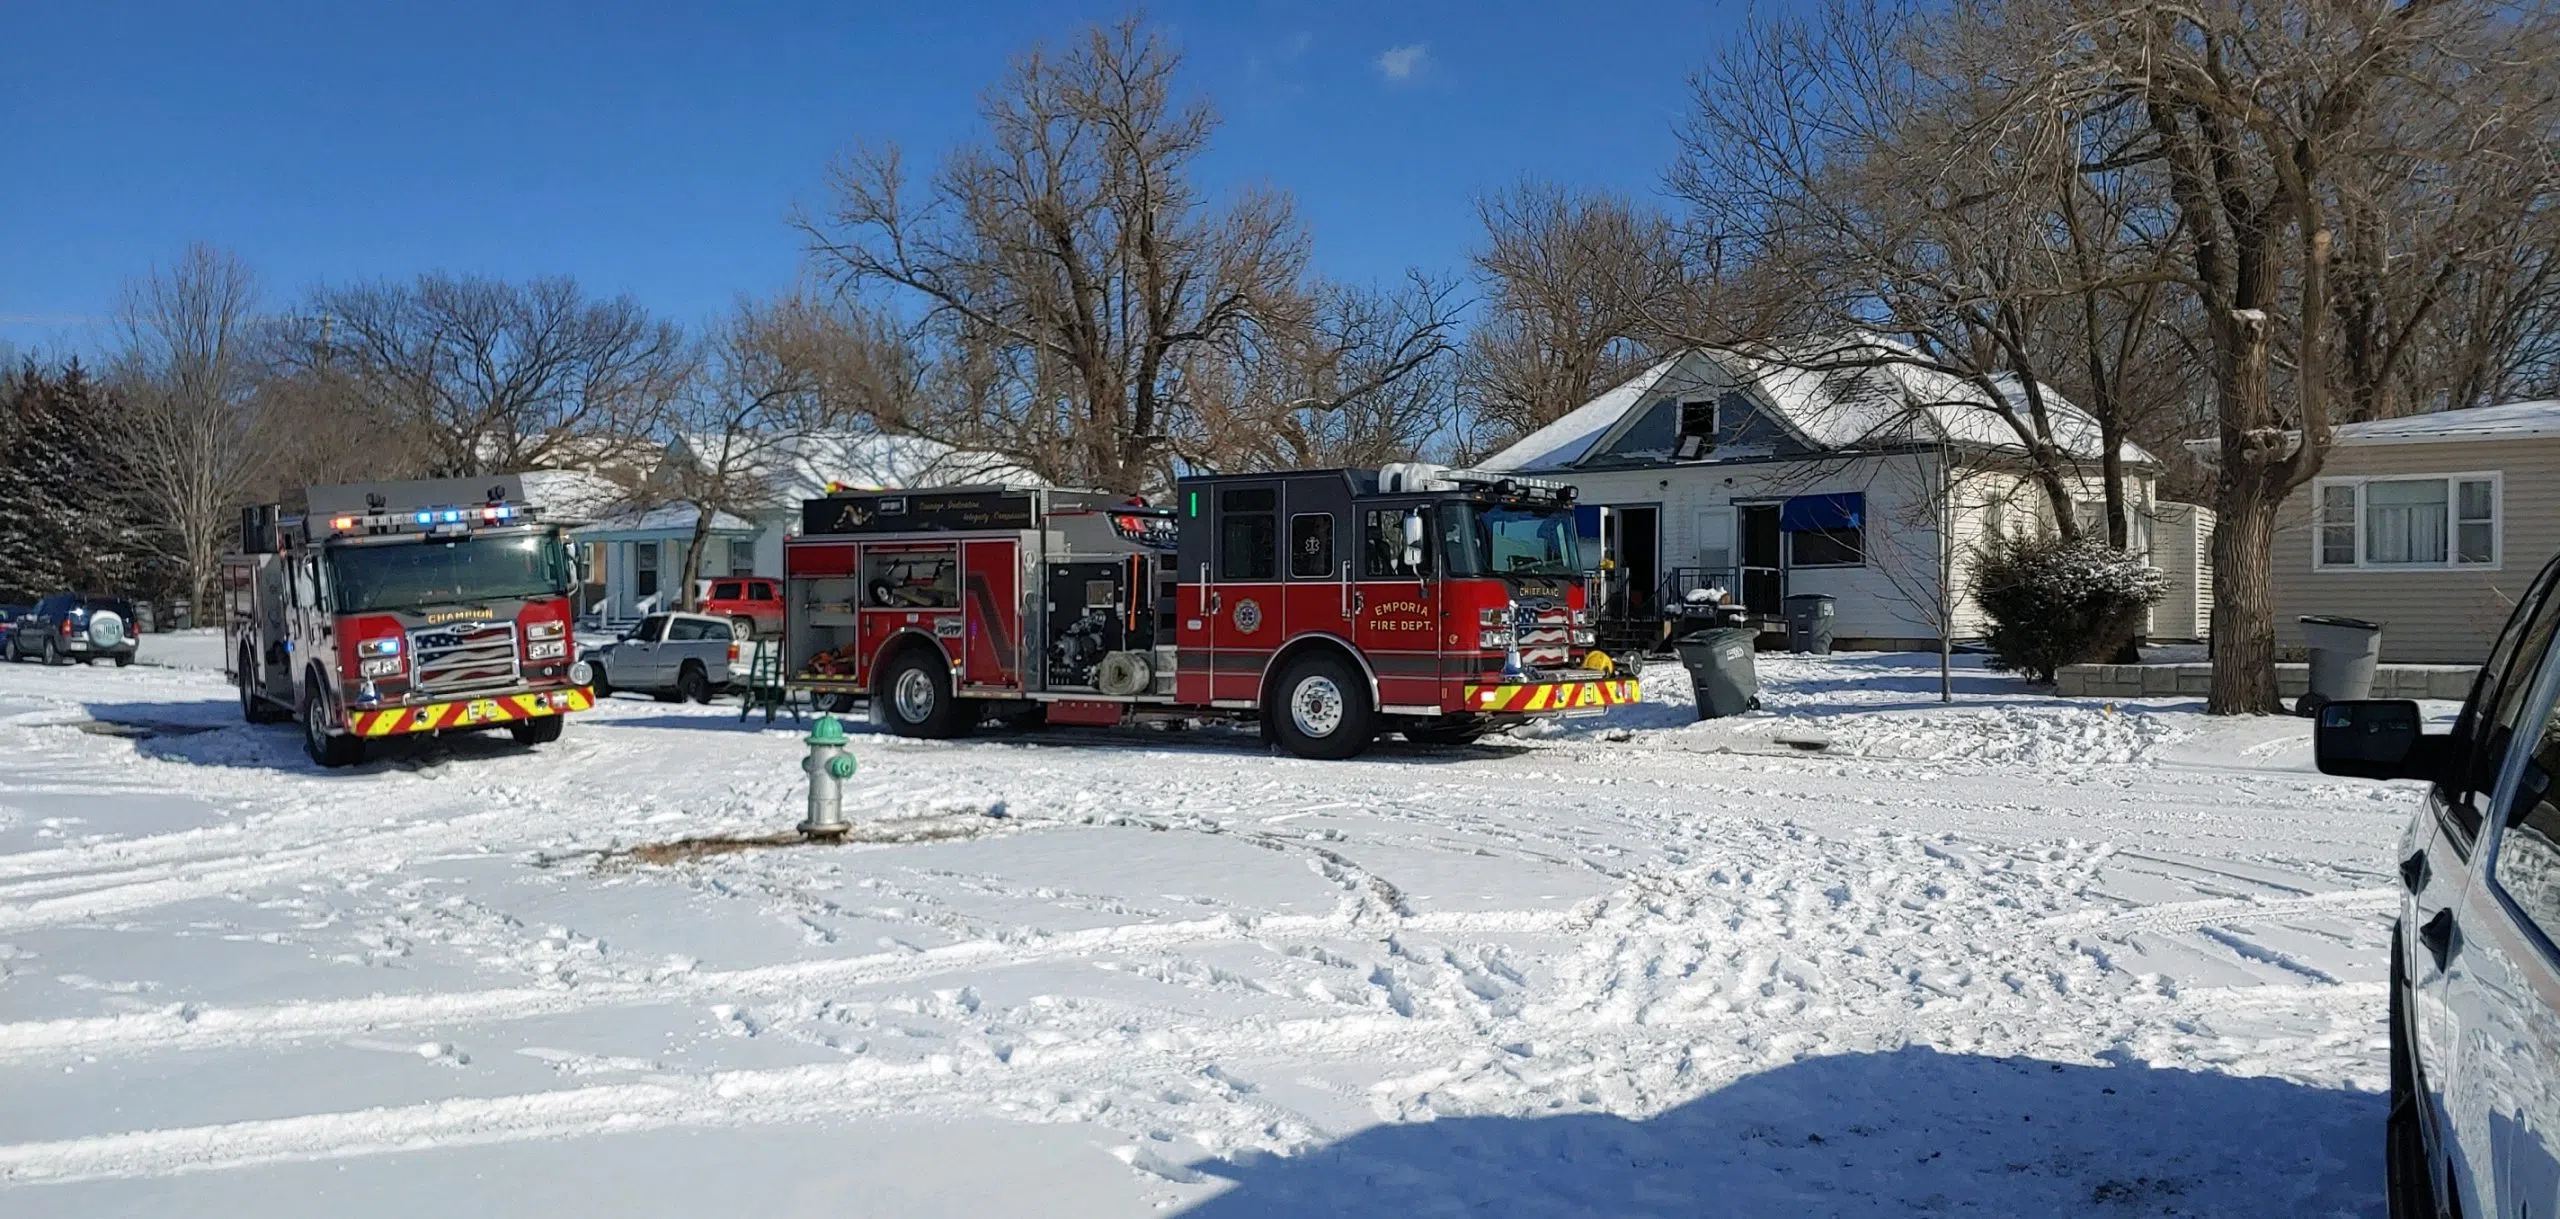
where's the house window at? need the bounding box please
[1288,513,1335,579]
[634,542,660,600]
[1780,492,1865,568]
[727,537,757,577]
[1791,527,1864,567]
[1674,399,1717,460]
[2314,473,2500,571]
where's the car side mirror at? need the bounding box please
[1401,512,1425,572]
[2315,699,2450,782]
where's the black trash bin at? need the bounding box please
[1675,627,1762,720]
[1782,593,1836,655]
[2297,615,2383,716]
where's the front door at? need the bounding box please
[1695,507,1736,597]
[618,614,670,687]
[1740,505,1783,617]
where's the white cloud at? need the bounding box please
[1375,44,1428,82]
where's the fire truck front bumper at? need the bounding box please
[348,688,596,738]
[1458,676,1641,717]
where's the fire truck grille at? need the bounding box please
[409,622,521,695]
[1517,607,1574,668]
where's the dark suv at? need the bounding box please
[9,594,141,666]
[2317,550,2560,1218]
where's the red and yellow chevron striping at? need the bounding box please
[347,687,595,738]
[1458,678,1640,715]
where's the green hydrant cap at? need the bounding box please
[826,754,857,779]
[807,714,848,746]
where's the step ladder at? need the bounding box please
[736,637,805,726]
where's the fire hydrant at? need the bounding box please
[799,714,856,839]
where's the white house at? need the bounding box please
[569,431,1037,624]
[1479,342,2189,651]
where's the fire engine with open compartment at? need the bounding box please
[781,464,1636,759]
[224,476,596,767]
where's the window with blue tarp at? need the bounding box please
[1779,492,1864,532]
[1782,493,1865,567]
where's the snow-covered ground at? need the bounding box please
[0,648,2413,1216]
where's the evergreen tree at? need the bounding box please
[0,361,150,603]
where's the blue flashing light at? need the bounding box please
[414,512,432,525]
[441,510,462,523]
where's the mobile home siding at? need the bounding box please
[2271,437,2560,663]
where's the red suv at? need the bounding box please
[700,577,783,638]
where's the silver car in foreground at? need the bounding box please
[2317,549,2560,1218]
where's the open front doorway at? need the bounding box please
[1739,504,1783,617]
[1605,505,1661,623]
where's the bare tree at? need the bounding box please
[656,299,836,610]
[1174,272,1464,472]
[2053,0,2560,712]
[799,17,1449,493]
[302,274,689,478]
[108,244,272,617]
[1462,181,1686,444]
[1668,1,2148,542]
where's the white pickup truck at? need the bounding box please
[580,612,735,703]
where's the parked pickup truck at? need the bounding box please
[580,612,735,703]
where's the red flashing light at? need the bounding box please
[331,515,356,531]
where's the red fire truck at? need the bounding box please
[224,476,596,767]
[781,464,1637,759]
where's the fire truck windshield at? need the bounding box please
[1438,504,1583,579]
[327,532,573,612]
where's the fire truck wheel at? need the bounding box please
[301,683,365,769]
[509,716,565,746]
[1267,652,1377,761]
[677,662,713,705]
[875,648,974,739]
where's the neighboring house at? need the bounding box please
[571,431,1037,625]
[1479,342,2189,651]
[2252,399,2560,664]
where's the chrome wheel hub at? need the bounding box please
[894,668,937,723]
[1289,675,1345,738]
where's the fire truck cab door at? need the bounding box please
[1354,503,1442,710]
[1204,481,1283,703]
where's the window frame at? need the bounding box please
[1287,512,1336,580]
[2483,624,2560,967]
[2310,471,2502,573]
[1788,524,1865,569]
[1216,486,1280,582]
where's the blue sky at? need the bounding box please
[0,1,1751,355]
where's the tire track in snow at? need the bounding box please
[0,906,1584,1065]
[2035,887,2395,936]
[0,973,2380,1187]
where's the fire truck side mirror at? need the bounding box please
[1400,511,1424,572]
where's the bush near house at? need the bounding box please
[1973,536,2168,684]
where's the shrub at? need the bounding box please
[1971,535,2168,684]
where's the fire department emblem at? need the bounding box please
[1232,599,1263,634]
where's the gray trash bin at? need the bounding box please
[2297,614,2383,716]
[1675,627,1761,720]
[1782,593,1836,655]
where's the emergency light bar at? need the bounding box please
[324,502,532,536]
